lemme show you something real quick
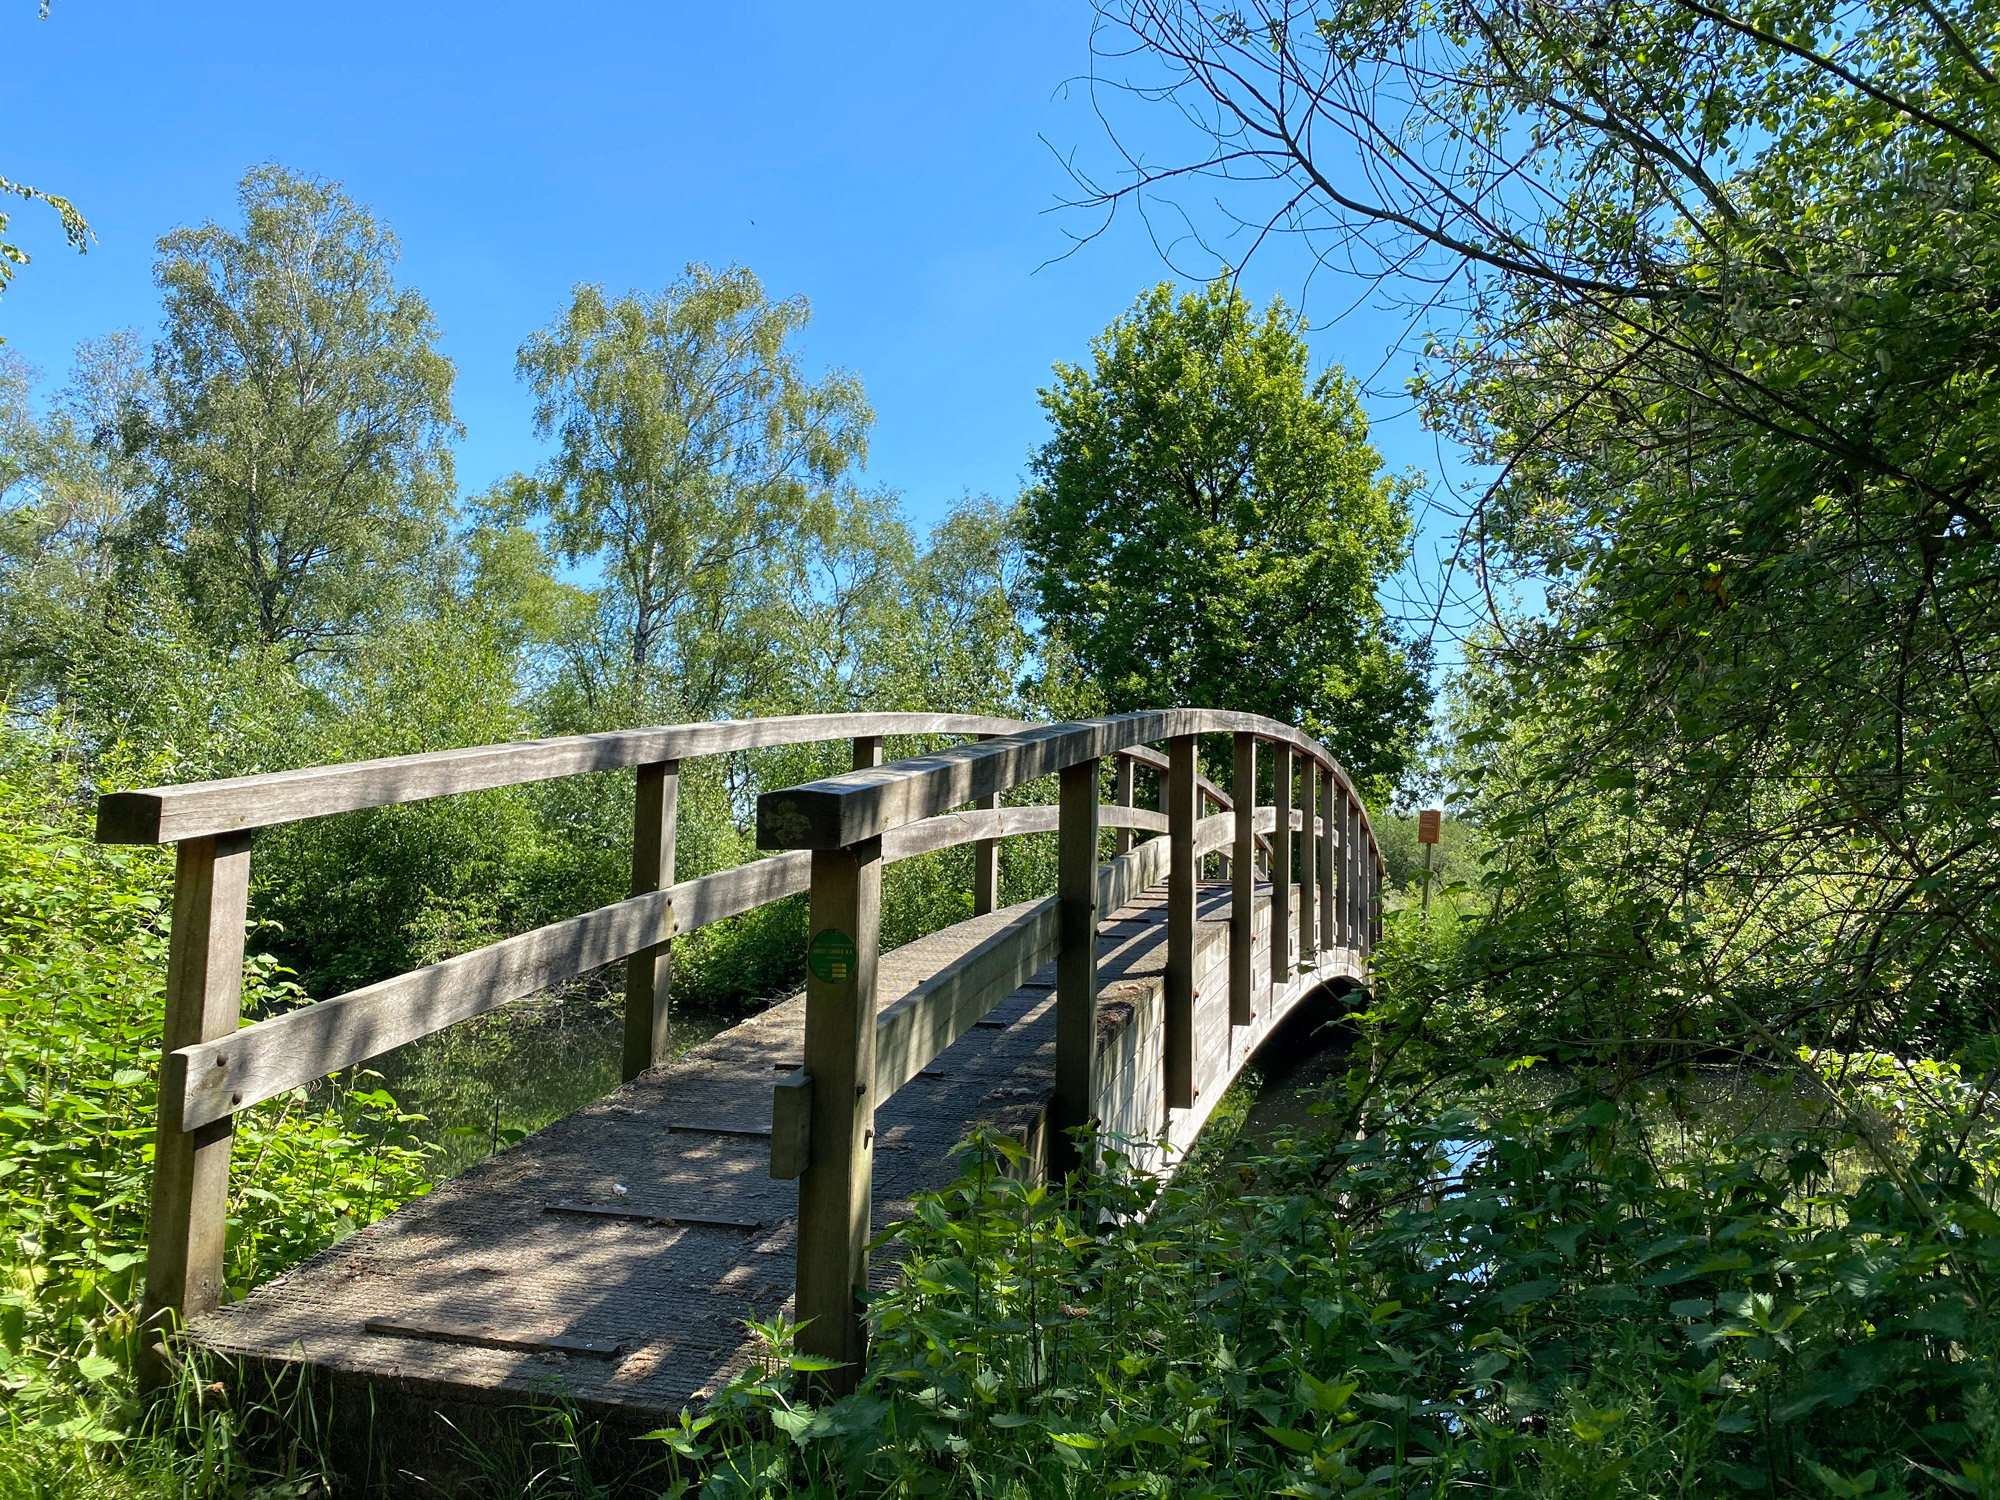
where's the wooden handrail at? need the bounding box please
[167,802,1175,1130]
[755,711,1377,856]
[98,713,1040,844]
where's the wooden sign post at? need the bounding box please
[1417,808,1440,918]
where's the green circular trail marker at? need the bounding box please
[808,929,858,984]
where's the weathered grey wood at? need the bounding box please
[140,831,251,1390]
[1050,758,1100,1180]
[853,736,883,772]
[1113,753,1135,857]
[98,713,1035,845]
[1165,735,1197,1110]
[1346,797,1360,951]
[623,760,679,1082]
[1320,773,1338,951]
[770,1070,813,1179]
[1231,733,1256,1026]
[795,838,881,1387]
[1269,741,1293,1007]
[972,735,1000,917]
[1298,757,1318,974]
[173,805,1175,1127]
[874,899,1059,1099]
[757,711,1362,852]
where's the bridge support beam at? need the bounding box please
[796,836,882,1388]
[1230,733,1256,1026]
[140,830,251,1390]
[623,760,680,1081]
[1051,757,1101,1180]
[1164,735,1197,1110]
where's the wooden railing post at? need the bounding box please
[972,735,1000,917]
[1297,759,1318,974]
[1112,752,1135,857]
[139,830,252,1389]
[1320,772,1337,956]
[1230,733,1256,1026]
[1269,742,1293,1003]
[795,835,882,1387]
[623,760,680,1080]
[1164,735,1198,1110]
[1338,796,1355,950]
[852,736,883,773]
[1051,757,1101,1180]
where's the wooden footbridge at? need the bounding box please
[99,711,1382,1420]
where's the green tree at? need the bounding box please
[1022,279,1428,792]
[144,164,459,658]
[510,265,871,722]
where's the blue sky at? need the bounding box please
[0,1,1478,655]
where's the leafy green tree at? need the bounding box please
[0,174,88,314]
[143,165,459,658]
[1022,279,1428,792]
[509,265,871,722]
[1096,0,2000,1061]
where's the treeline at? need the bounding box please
[0,165,1424,1004]
[0,169,1033,1000]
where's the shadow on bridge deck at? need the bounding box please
[188,878,1362,1431]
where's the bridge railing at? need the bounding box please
[754,710,1383,1376]
[95,711,1313,1380]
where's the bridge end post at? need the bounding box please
[795,837,882,1390]
[1164,735,1198,1110]
[1050,757,1101,1182]
[623,759,680,1081]
[1229,734,1256,1026]
[139,830,252,1392]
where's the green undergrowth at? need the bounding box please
[629,1083,2000,1500]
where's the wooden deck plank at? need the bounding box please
[185,881,1362,1417]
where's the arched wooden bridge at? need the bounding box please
[100,711,1382,1420]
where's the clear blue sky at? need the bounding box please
[0,1,1476,651]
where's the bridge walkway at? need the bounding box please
[187,878,1340,1418]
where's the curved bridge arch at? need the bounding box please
[101,709,1383,1410]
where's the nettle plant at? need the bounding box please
[0,730,432,1434]
[654,1086,2000,1499]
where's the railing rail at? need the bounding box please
[102,708,1383,1391]
[753,710,1383,1385]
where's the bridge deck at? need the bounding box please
[188,877,1358,1418]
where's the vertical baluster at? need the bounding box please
[623,760,680,1081]
[795,833,882,1388]
[1164,735,1197,1110]
[1320,772,1338,956]
[1268,742,1293,1006]
[1297,758,1318,975]
[1344,797,1359,950]
[139,830,252,1389]
[972,734,999,917]
[1112,752,1135,857]
[852,736,883,773]
[1051,756,1102,1180]
[1230,733,1256,1026]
